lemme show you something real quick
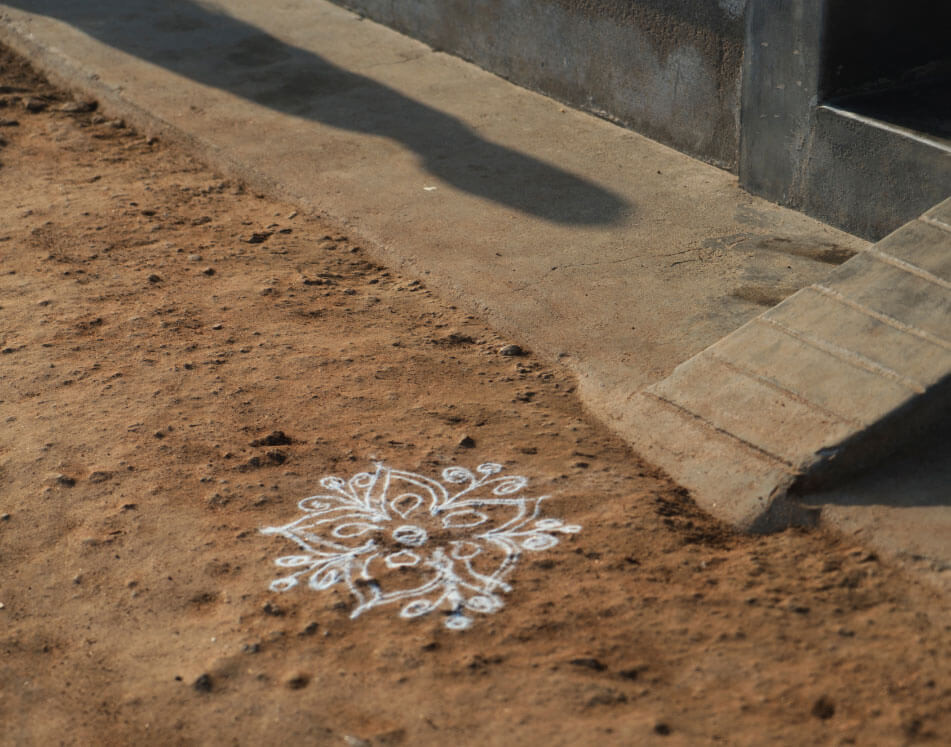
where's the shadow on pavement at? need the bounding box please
[805,419,951,509]
[6,0,630,226]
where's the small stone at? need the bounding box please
[250,431,292,447]
[570,657,606,672]
[285,672,310,690]
[812,696,835,720]
[499,344,524,357]
[205,492,228,508]
[23,97,47,112]
[242,643,260,654]
[458,435,476,449]
[202,267,216,276]
[0,119,20,127]
[246,231,271,244]
[619,666,646,680]
[786,599,811,615]
[187,254,202,262]
[585,688,627,706]
[241,456,263,471]
[59,100,97,113]
[299,621,319,636]
[343,737,370,747]
[654,723,672,736]
[147,273,162,283]
[90,114,106,125]
[211,323,223,330]
[0,513,10,521]
[55,474,76,487]
[262,602,285,617]
[192,673,213,693]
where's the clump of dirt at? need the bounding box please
[0,43,949,745]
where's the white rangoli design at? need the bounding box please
[261,462,580,630]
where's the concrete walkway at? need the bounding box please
[1,0,948,589]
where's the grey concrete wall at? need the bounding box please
[337,0,748,170]
[739,0,951,240]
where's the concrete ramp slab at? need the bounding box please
[622,201,951,586]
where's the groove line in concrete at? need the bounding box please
[809,284,951,352]
[641,391,794,468]
[920,214,951,234]
[756,317,926,393]
[863,245,951,291]
[705,351,864,428]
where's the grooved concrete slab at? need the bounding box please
[824,254,951,338]
[623,203,951,570]
[651,354,855,464]
[1,0,948,587]
[762,288,951,387]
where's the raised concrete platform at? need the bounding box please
[621,201,951,539]
[1,0,948,587]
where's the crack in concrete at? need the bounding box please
[362,51,430,71]
[509,254,644,292]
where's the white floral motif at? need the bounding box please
[260,462,581,630]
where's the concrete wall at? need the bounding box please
[337,0,748,170]
[740,0,951,240]
[336,0,949,237]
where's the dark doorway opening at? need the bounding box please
[820,0,951,144]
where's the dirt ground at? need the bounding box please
[1,45,949,746]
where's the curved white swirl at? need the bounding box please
[260,462,581,630]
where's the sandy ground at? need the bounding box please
[1,46,949,746]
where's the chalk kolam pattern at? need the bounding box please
[261,462,581,630]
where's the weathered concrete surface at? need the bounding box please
[336,0,748,170]
[620,201,951,547]
[0,0,862,415]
